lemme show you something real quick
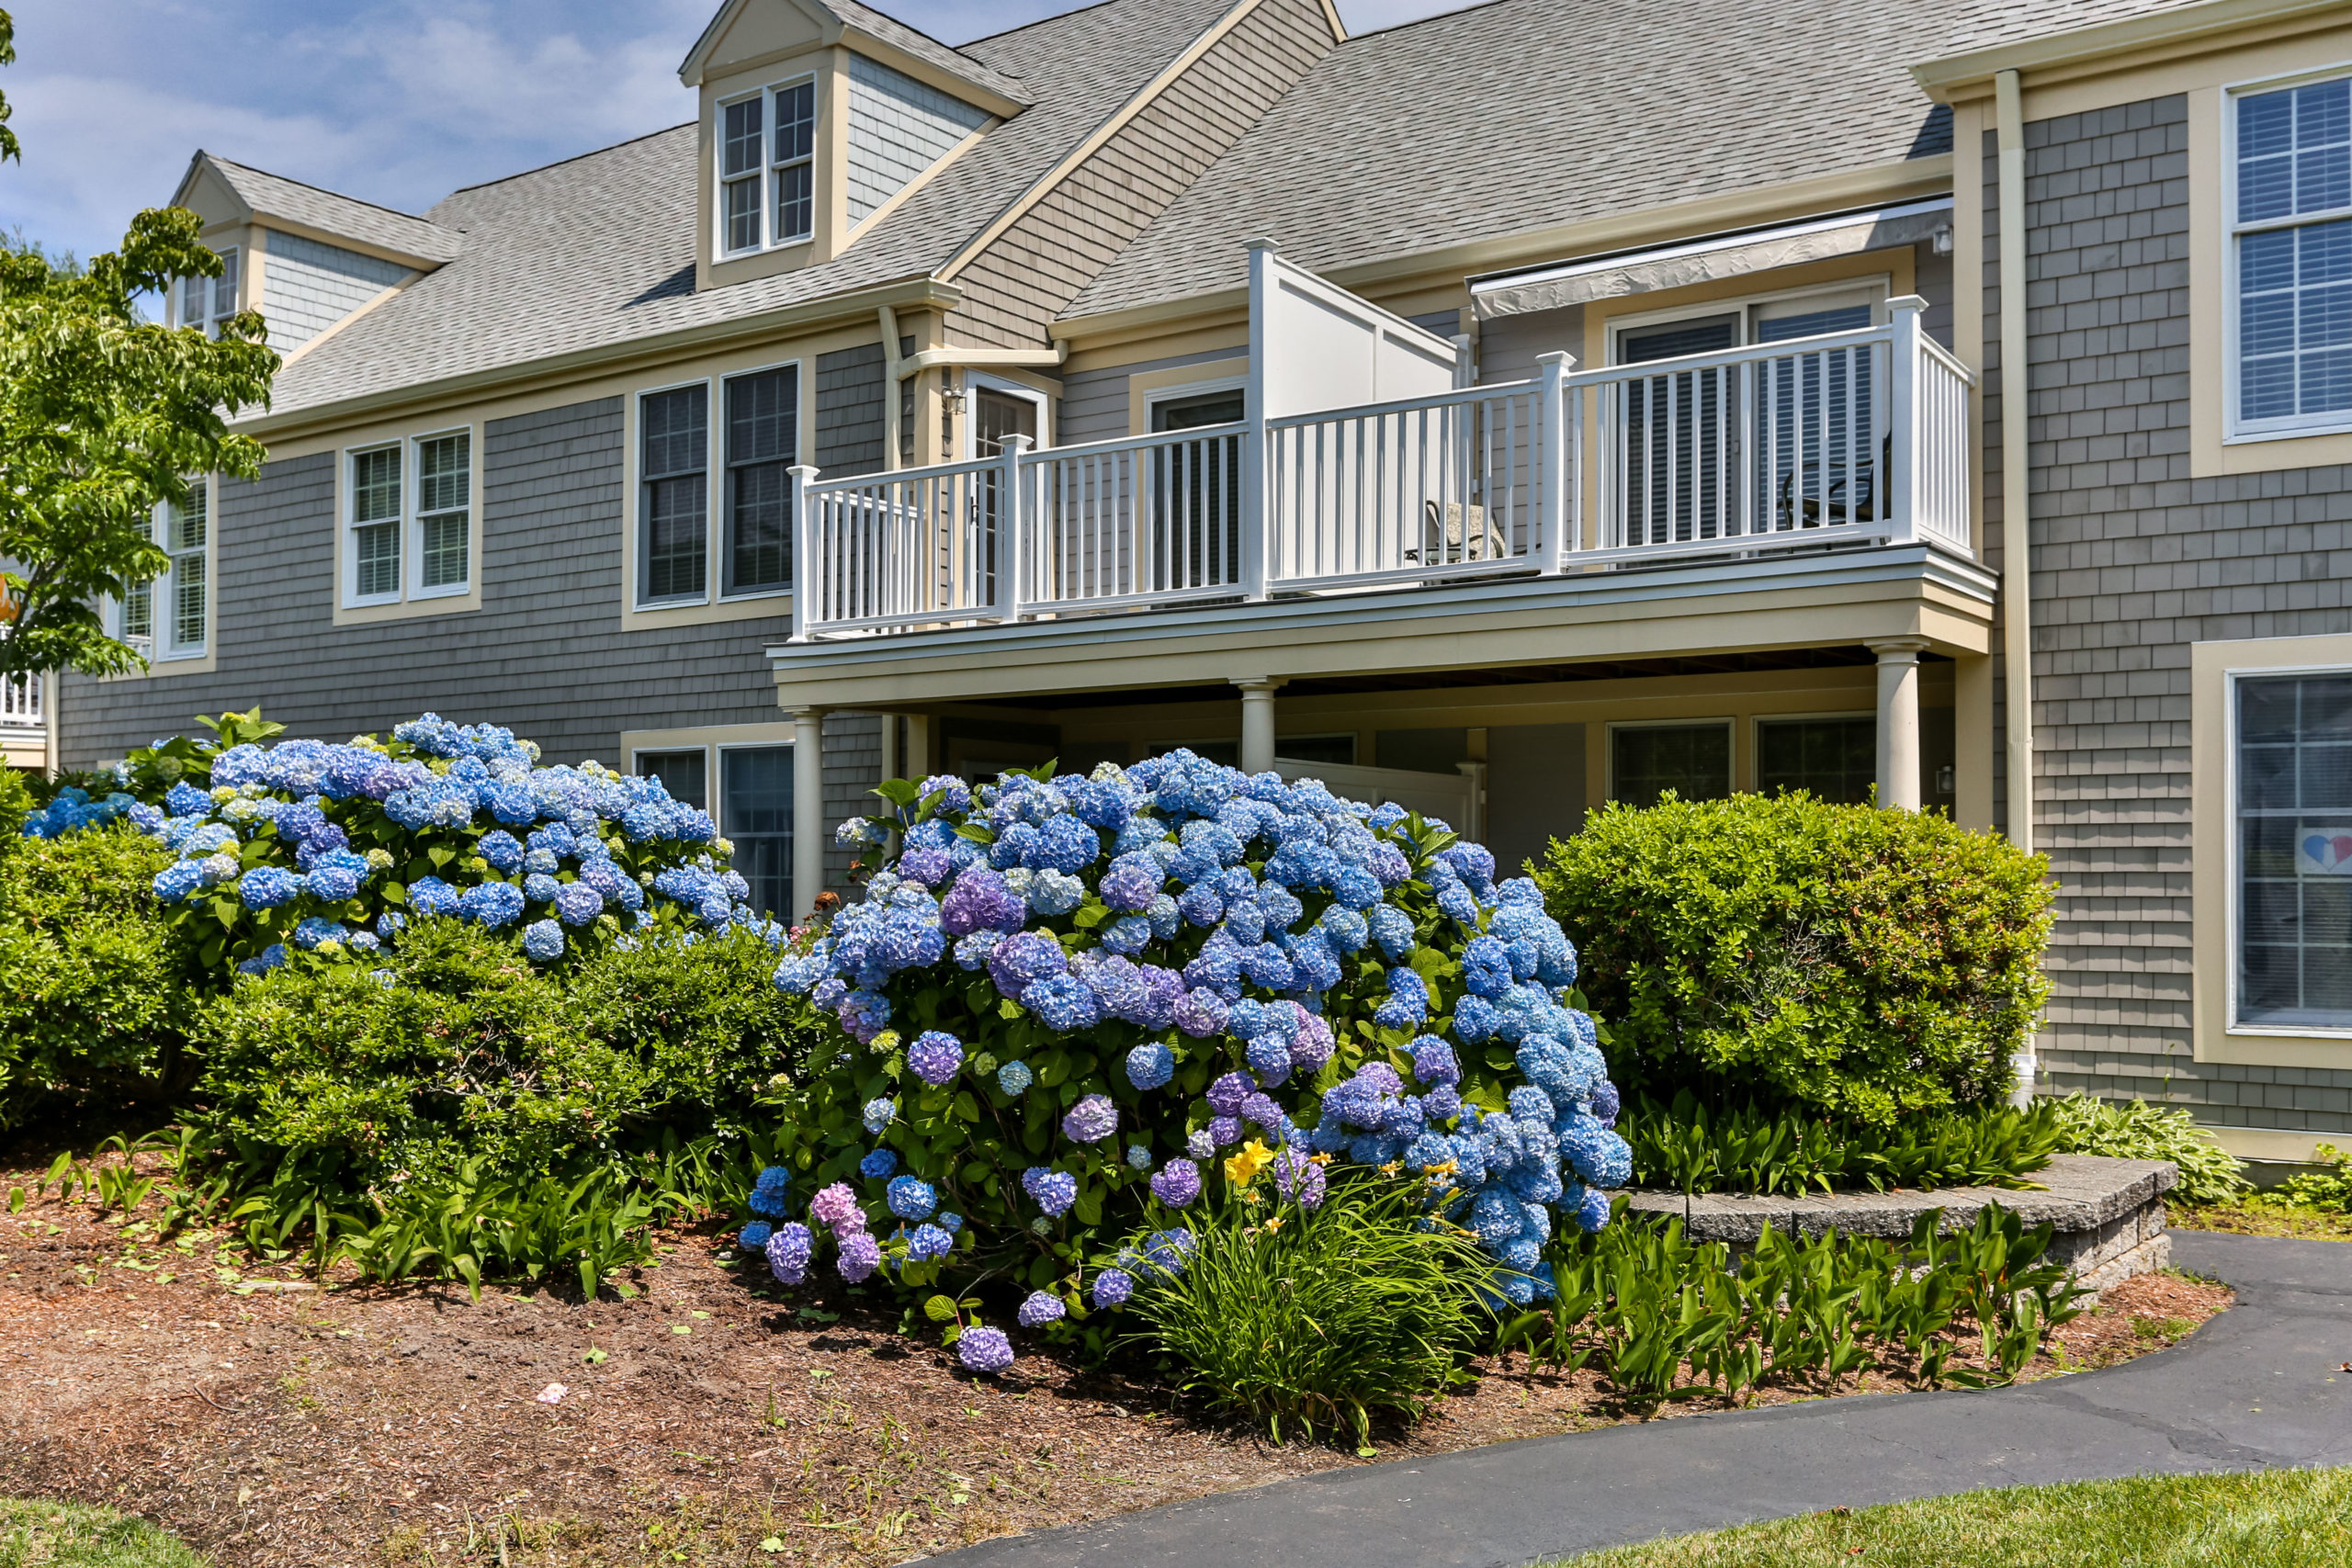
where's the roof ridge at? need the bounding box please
[202,152,455,231]
[440,122,697,201]
[954,0,1133,51]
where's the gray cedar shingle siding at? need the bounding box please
[844,53,990,226]
[58,396,877,896]
[944,0,1338,349]
[814,343,888,477]
[260,229,410,351]
[2011,94,2352,1139]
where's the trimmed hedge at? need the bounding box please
[0,780,209,1128]
[1534,793,2053,1125]
[186,917,811,1195]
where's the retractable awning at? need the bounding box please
[1468,197,1954,321]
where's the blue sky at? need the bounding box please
[2,0,1473,265]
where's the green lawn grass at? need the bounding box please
[0,1499,208,1568]
[1550,1467,2352,1566]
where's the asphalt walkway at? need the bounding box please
[930,1231,2352,1567]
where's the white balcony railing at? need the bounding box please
[789,302,1974,641]
[1,671,41,729]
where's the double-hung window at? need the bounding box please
[637,366,799,606]
[175,249,240,336]
[123,482,209,659]
[725,367,797,594]
[2235,671,2352,1028]
[640,386,709,603]
[2232,73,2352,436]
[717,78,815,255]
[345,432,473,607]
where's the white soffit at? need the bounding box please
[1468,197,1955,321]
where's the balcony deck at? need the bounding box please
[772,300,1988,708]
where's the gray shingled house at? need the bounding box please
[50,0,2352,1172]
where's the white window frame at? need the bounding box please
[716,73,818,258]
[117,479,213,662]
[2223,661,2352,1038]
[958,370,1052,460]
[2223,62,2352,444]
[173,247,241,336]
[342,429,478,610]
[636,375,718,609]
[718,358,803,602]
[1144,374,1250,430]
[1603,276,1892,365]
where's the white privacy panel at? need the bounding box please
[1250,244,1460,420]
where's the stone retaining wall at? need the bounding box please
[1623,1155,2177,1297]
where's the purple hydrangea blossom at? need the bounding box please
[836,1231,883,1282]
[957,1325,1014,1373]
[1062,1094,1119,1145]
[1149,1157,1202,1209]
[1021,1168,1079,1217]
[907,1031,965,1086]
[1017,1291,1066,1327]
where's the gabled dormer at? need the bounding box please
[169,152,466,359]
[679,0,1027,288]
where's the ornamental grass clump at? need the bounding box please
[763,751,1633,1341]
[40,710,777,973]
[1116,1174,1495,1445]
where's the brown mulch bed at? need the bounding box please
[0,1170,2233,1568]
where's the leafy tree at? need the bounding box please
[0,6,279,678]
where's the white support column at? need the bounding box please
[1871,638,1928,811]
[1536,351,1575,573]
[1241,239,1277,604]
[1235,676,1284,775]
[792,707,826,922]
[787,464,820,643]
[1886,295,1928,545]
[878,712,899,785]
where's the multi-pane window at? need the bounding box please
[350,446,402,601]
[2236,672,2352,1028]
[774,81,816,243]
[725,368,797,594]
[346,433,471,607]
[175,249,240,336]
[717,79,815,254]
[1611,722,1731,808]
[641,386,710,602]
[723,746,795,918]
[416,433,471,592]
[2233,75,2352,432]
[120,482,209,659]
[1757,716,1875,805]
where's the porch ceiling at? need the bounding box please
[766,543,1996,712]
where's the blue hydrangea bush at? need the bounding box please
[763,751,1633,1331]
[73,713,774,974]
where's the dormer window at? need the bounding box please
[175,248,240,335]
[719,78,817,256]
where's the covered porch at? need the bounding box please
[766,543,1996,919]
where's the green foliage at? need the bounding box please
[37,706,282,807]
[1550,1468,2352,1568]
[186,918,806,1196]
[0,1495,211,1568]
[1498,1201,2086,1407]
[0,10,20,168]
[2042,1093,2251,1206]
[1118,1177,1495,1446]
[0,205,279,678]
[0,820,208,1128]
[1536,793,2054,1124]
[2277,1143,2352,1213]
[1621,1091,2064,1196]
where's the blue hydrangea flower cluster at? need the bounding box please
[21,785,152,840]
[57,713,783,974]
[771,751,1629,1305]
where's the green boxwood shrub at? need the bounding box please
[1534,793,2054,1125]
[0,807,209,1129]
[184,916,810,1197]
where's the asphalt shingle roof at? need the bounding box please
[204,154,468,265]
[827,0,1034,104]
[259,0,1235,418]
[1060,0,2206,321]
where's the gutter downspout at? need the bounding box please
[1997,66,2038,1103]
[878,305,904,472]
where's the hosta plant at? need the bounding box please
[760,751,1633,1339]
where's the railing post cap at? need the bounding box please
[1888,294,1928,313]
[1245,236,1281,254]
[1001,433,1034,453]
[1535,350,1577,370]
